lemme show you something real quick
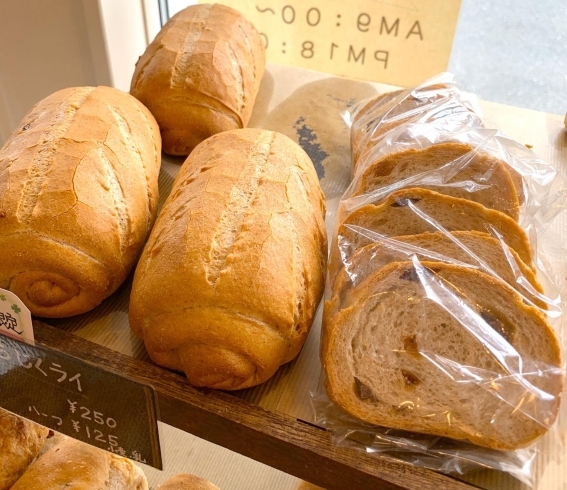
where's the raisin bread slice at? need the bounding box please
[334,188,533,270]
[351,143,521,220]
[322,261,562,450]
[329,231,545,315]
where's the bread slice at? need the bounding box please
[329,231,545,314]
[351,84,483,169]
[334,188,533,269]
[322,261,563,450]
[351,143,520,220]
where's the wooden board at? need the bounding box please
[33,321,480,490]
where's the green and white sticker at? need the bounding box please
[0,288,34,341]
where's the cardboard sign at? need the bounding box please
[196,0,462,86]
[0,289,34,341]
[0,332,163,469]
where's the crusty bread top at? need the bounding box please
[0,409,49,490]
[130,4,265,130]
[351,142,520,220]
[11,437,147,490]
[0,86,161,286]
[329,231,544,313]
[336,188,533,269]
[157,474,220,490]
[129,128,327,389]
[323,261,563,450]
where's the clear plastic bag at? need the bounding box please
[315,74,567,487]
[349,73,483,176]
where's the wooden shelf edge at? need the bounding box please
[33,320,480,490]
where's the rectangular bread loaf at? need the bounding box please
[129,128,327,390]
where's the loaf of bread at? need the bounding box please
[328,231,544,316]
[129,128,327,389]
[0,86,161,317]
[351,142,521,220]
[334,188,533,270]
[323,261,562,450]
[131,4,265,155]
[11,437,148,490]
[0,409,49,490]
[158,474,220,490]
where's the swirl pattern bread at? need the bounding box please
[0,86,161,317]
[129,128,327,390]
[130,4,265,155]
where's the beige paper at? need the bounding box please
[199,0,462,86]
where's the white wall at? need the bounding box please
[0,0,110,144]
[0,0,150,146]
[98,0,148,92]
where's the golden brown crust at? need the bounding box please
[352,142,520,220]
[130,4,265,155]
[158,474,220,490]
[11,438,148,490]
[0,409,49,490]
[0,86,161,317]
[129,129,327,390]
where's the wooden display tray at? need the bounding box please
[32,321,476,490]
[31,64,567,490]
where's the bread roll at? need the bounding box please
[11,437,148,490]
[130,4,265,155]
[0,86,161,317]
[323,262,562,450]
[0,409,49,490]
[158,474,220,490]
[129,128,327,390]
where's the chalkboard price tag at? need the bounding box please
[0,332,162,469]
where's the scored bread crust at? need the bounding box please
[157,474,220,490]
[323,261,563,450]
[352,142,520,220]
[130,4,265,155]
[333,188,533,270]
[0,409,49,490]
[129,129,327,390]
[0,86,161,317]
[10,437,148,490]
[329,231,545,315]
